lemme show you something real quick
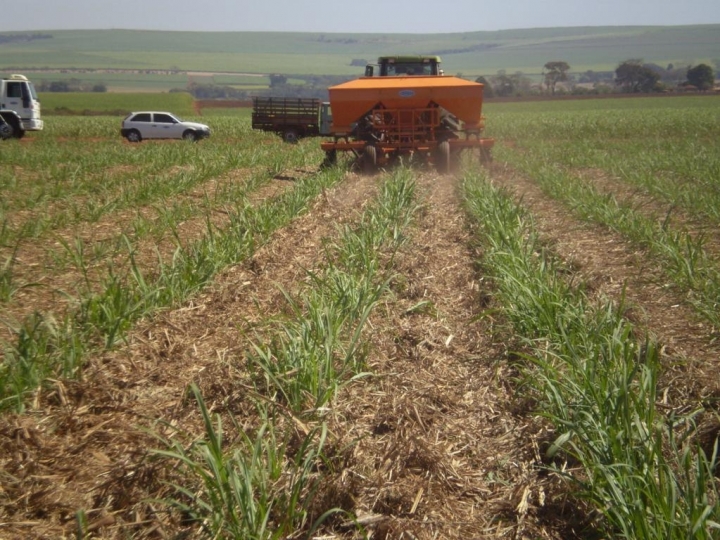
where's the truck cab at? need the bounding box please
[0,74,43,138]
[364,56,443,77]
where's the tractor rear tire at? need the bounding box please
[362,144,377,174]
[436,140,451,173]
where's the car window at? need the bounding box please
[154,114,176,124]
[131,113,151,122]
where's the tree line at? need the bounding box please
[0,33,52,45]
[36,79,107,93]
[475,59,716,98]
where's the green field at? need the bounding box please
[1,94,720,538]
[39,91,196,116]
[1,25,718,90]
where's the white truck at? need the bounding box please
[0,74,43,139]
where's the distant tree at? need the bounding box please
[543,61,570,94]
[513,71,534,95]
[92,83,107,93]
[492,70,515,97]
[48,81,70,92]
[579,70,596,83]
[686,63,715,90]
[475,76,494,98]
[269,74,287,87]
[490,71,532,97]
[660,64,690,85]
[643,63,666,74]
[578,70,614,84]
[615,59,661,93]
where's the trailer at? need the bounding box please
[251,97,331,143]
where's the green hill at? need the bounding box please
[1,26,718,87]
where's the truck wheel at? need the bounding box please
[126,129,142,143]
[436,140,451,173]
[1,115,22,139]
[0,123,12,140]
[362,144,377,174]
[283,129,299,143]
[182,130,198,141]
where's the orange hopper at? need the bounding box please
[328,75,486,134]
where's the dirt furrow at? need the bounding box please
[0,171,378,539]
[0,167,302,346]
[489,162,720,409]
[317,170,565,539]
[574,167,720,260]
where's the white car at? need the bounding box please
[121,111,211,142]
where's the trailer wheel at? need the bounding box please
[283,129,299,144]
[362,144,377,174]
[436,140,451,173]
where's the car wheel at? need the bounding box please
[126,129,142,143]
[183,130,198,142]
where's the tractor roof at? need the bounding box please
[377,55,442,64]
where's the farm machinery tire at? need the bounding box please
[436,140,451,173]
[283,129,299,144]
[362,144,378,174]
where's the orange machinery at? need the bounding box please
[320,74,494,172]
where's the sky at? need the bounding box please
[2,0,720,33]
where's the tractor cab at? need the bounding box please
[365,56,443,77]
